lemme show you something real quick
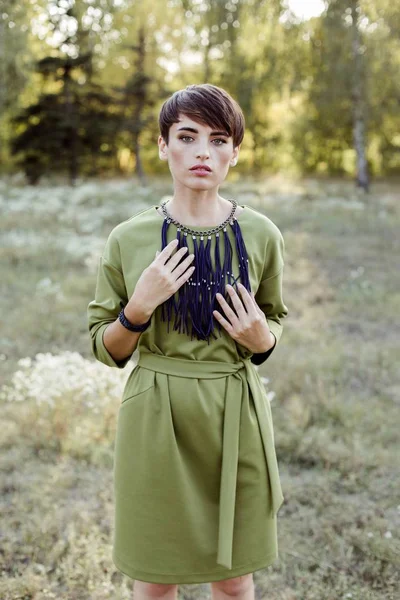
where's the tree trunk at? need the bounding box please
[134,134,147,186]
[351,0,369,192]
[64,68,79,186]
[0,17,6,165]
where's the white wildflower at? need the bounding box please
[0,350,129,406]
[350,266,364,279]
[0,350,133,464]
[265,391,276,403]
[384,531,392,539]
[18,357,32,368]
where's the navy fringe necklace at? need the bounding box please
[159,199,251,344]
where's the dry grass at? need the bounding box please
[0,175,399,599]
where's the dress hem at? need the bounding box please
[112,550,279,584]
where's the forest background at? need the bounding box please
[1,0,399,185]
[0,1,399,600]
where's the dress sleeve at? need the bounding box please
[250,228,288,366]
[87,233,132,369]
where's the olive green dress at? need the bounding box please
[87,203,288,584]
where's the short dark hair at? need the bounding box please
[158,84,245,149]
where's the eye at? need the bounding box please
[178,136,227,145]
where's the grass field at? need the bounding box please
[1,175,399,599]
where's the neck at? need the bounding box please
[165,196,234,227]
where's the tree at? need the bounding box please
[350,0,369,190]
[0,0,33,170]
[116,25,158,185]
[10,1,121,184]
[11,51,121,184]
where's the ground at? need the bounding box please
[0,174,399,599]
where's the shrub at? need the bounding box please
[0,351,130,466]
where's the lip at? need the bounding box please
[190,169,212,176]
[190,165,212,172]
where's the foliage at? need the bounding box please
[0,0,399,181]
[0,351,129,466]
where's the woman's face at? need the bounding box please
[158,113,240,190]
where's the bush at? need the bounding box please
[0,351,130,466]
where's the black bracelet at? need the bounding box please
[118,308,152,332]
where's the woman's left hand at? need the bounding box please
[213,283,275,353]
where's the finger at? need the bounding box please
[250,289,264,315]
[158,239,179,261]
[225,284,247,318]
[159,240,186,266]
[172,253,195,279]
[237,283,258,315]
[215,291,240,326]
[213,310,234,334]
[175,264,196,287]
[167,245,190,271]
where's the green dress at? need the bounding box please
[87,203,288,584]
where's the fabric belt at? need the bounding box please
[136,351,284,570]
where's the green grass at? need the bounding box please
[0,175,399,599]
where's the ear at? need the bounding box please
[158,136,168,160]
[230,144,240,166]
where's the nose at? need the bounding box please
[196,146,210,160]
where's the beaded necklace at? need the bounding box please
[159,199,251,343]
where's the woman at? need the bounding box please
[87,84,288,600]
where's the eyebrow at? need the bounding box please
[177,126,229,137]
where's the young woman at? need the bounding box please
[87,84,288,600]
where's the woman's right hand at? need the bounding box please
[127,239,195,317]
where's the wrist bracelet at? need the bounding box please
[118,308,151,332]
